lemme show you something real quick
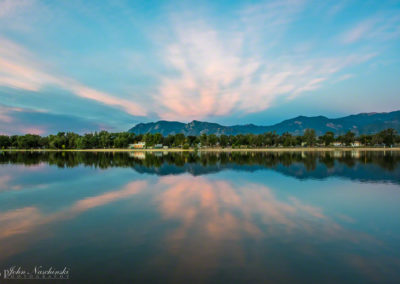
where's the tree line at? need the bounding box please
[0,128,398,149]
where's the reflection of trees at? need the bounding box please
[319,154,335,169]
[0,151,399,173]
[302,152,318,171]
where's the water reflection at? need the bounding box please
[0,151,399,283]
[0,180,147,261]
[155,176,391,283]
[1,151,399,185]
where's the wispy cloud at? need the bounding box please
[341,14,400,44]
[334,73,354,83]
[0,37,146,116]
[341,18,379,44]
[154,14,376,120]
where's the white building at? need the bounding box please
[129,142,146,149]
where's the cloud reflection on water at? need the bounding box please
[0,168,395,282]
[0,180,147,260]
[153,175,381,280]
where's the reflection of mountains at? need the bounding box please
[1,151,399,184]
[133,159,400,184]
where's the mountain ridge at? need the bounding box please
[128,110,400,136]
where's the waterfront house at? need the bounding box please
[129,142,146,149]
[351,141,362,147]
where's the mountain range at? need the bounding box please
[128,110,400,136]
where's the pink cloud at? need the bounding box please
[153,16,377,120]
[19,127,46,135]
[68,84,146,116]
[0,37,146,117]
[71,180,147,212]
[156,175,336,240]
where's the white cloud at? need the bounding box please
[341,18,378,44]
[341,15,400,44]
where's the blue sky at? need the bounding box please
[0,0,399,134]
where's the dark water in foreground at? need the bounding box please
[0,151,399,283]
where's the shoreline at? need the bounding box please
[2,147,400,152]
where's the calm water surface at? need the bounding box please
[0,151,399,283]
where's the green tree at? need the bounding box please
[98,131,111,148]
[379,128,396,146]
[219,135,228,147]
[343,131,355,146]
[303,129,316,146]
[0,135,11,149]
[320,131,334,146]
[200,133,208,147]
[174,133,185,147]
[154,133,163,145]
[207,134,218,147]
[144,133,154,147]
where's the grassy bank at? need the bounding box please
[2,147,400,152]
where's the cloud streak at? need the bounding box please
[341,14,400,44]
[0,37,146,116]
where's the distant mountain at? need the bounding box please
[128,110,400,136]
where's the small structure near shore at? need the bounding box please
[129,142,146,149]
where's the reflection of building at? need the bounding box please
[351,141,362,147]
[129,152,146,159]
[351,151,360,158]
[129,142,146,149]
[333,151,343,158]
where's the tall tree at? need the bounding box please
[303,129,316,146]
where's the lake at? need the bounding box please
[0,151,399,283]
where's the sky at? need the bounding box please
[0,0,400,135]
